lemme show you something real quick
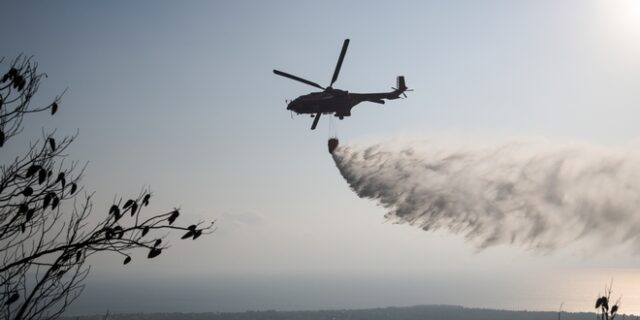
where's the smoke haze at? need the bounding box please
[332,138,640,251]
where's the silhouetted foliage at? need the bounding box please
[595,283,621,320]
[0,56,214,320]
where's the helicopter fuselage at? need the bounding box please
[287,88,401,119]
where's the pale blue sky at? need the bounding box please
[3,0,640,316]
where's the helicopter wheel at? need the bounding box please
[339,116,344,120]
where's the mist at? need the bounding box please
[332,138,640,251]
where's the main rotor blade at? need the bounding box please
[273,70,324,90]
[330,39,350,87]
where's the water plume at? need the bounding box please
[331,138,640,251]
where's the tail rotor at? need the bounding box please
[391,76,412,98]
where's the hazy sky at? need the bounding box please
[3,0,640,316]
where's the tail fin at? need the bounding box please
[396,76,407,92]
[392,76,409,98]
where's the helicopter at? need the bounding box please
[274,39,410,130]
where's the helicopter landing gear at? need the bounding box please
[339,116,344,120]
[311,112,321,130]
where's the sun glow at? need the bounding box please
[597,0,640,38]
[588,0,640,71]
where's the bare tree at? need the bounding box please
[0,56,214,320]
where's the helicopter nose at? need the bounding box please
[286,100,296,110]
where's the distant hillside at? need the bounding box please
[66,304,630,320]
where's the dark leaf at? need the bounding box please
[596,297,603,309]
[131,202,138,216]
[26,209,35,221]
[51,196,59,209]
[48,137,56,151]
[611,305,618,314]
[51,102,58,115]
[193,229,203,240]
[22,187,33,197]
[154,239,162,247]
[181,230,195,239]
[26,165,40,178]
[20,224,25,233]
[109,205,120,217]
[142,194,151,206]
[123,199,135,209]
[43,193,52,209]
[0,130,4,147]
[168,210,179,225]
[56,172,65,185]
[188,224,196,231]
[18,203,28,213]
[76,251,82,262]
[38,168,47,184]
[6,293,19,305]
[113,226,123,238]
[123,256,132,265]
[104,228,113,240]
[70,183,77,194]
[147,248,162,259]
[142,226,150,237]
